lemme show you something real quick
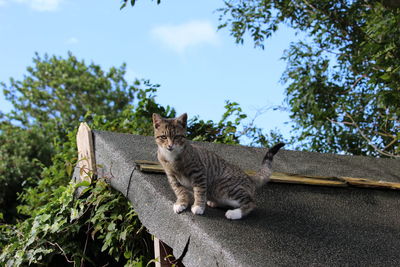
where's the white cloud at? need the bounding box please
[151,20,220,54]
[14,0,63,11]
[66,37,78,45]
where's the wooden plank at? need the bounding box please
[245,171,346,187]
[271,172,346,187]
[135,161,400,190]
[135,160,160,165]
[340,177,400,190]
[137,164,165,173]
[272,172,343,180]
[76,122,96,182]
[136,163,346,187]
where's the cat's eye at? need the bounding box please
[174,135,185,140]
[158,135,167,140]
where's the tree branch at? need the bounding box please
[344,112,400,158]
[47,242,75,265]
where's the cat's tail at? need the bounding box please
[253,142,285,188]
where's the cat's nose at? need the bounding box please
[167,145,173,151]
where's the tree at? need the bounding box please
[218,0,400,157]
[2,52,138,130]
[0,121,51,222]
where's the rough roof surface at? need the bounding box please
[92,130,400,267]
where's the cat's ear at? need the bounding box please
[152,113,162,129]
[175,113,187,128]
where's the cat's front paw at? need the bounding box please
[225,208,242,220]
[191,205,205,215]
[173,204,187,214]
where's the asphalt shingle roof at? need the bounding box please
[91,130,400,267]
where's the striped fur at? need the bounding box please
[153,113,284,220]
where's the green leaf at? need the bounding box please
[107,222,116,231]
[75,180,91,188]
[124,250,132,259]
[70,208,79,221]
[120,229,128,241]
[380,73,391,81]
[101,242,109,252]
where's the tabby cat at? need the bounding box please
[153,113,284,220]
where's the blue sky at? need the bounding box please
[0,0,298,143]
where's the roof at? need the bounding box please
[91,130,400,266]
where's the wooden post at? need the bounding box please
[76,122,96,182]
[154,237,172,267]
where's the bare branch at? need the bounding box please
[47,242,75,265]
[383,138,398,151]
[344,112,400,158]
[327,117,353,126]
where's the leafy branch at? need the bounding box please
[328,112,399,158]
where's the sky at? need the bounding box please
[0,0,298,143]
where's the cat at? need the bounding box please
[152,113,284,220]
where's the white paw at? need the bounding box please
[207,201,218,208]
[173,204,187,214]
[225,209,242,220]
[191,205,205,215]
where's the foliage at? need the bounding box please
[2,52,136,131]
[217,0,400,156]
[1,130,151,266]
[120,0,161,10]
[0,120,51,223]
[188,100,281,147]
